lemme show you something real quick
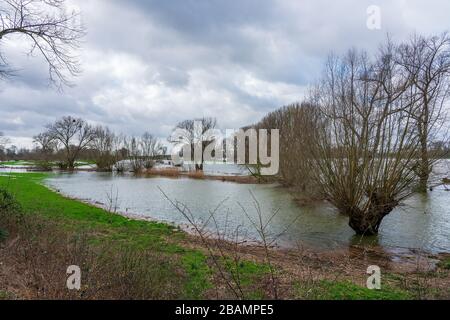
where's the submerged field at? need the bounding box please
[0,173,449,300]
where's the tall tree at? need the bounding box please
[397,33,450,192]
[91,126,119,171]
[310,46,421,235]
[0,0,85,87]
[255,102,319,193]
[169,117,217,171]
[125,135,144,173]
[141,132,163,168]
[33,132,57,162]
[0,131,9,147]
[44,116,95,169]
[0,132,9,160]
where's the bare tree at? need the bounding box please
[397,33,450,192]
[119,132,163,172]
[0,131,9,147]
[0,0,85,87]
[44,116,95,169]
[123,135,144,173]
[309,46,421,235]
[255,102,320,194]
[33,132,56,152]
[33,131,56,164]
[141,132,163,169]
[168,117,217,171]
[91,126,119,171]
[0,132,9,160]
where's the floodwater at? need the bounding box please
[42,163,450,254]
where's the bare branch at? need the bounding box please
[0,0,85,88]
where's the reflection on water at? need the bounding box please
[43,170,450,254]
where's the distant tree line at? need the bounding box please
[0,117,166,172]
[1,116,223,172]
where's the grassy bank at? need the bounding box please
[0,173,449,300]
[0,173,272,299]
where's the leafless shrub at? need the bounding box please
[122,133,164,173]
[0,207,182,299]
[147,167,180,177]
[105,185,119,215]
[159,187,244,298]
[159,187,295,299]
[236,191,298,299]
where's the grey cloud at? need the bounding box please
[1,0,450,148]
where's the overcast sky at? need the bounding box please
[1,0,450,148]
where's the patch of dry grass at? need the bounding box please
[0,209,183,299]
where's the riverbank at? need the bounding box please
[0,161,266,183]
[1,173,449,299]
[143,167,265,184]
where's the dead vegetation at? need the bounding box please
[0,195,183,299]
[144,167,261,184]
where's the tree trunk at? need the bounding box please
[417,97,430,193]
[417,136,430,193]
[195,143,204,171]
[67,158,76,170]
[348,213,385,235]
[347,197,396,235]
